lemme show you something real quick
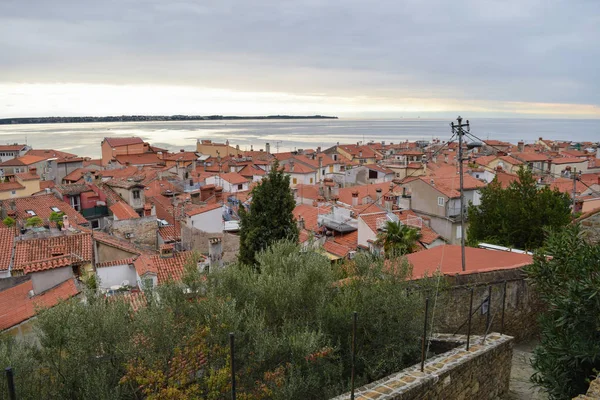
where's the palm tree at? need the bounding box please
[375,221,422,258]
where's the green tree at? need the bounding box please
[375,221,422,258]
[49,211,65,228]
[238,160,298,266]
[467,167,571,250]
[25,216,43,227]
[2,216,15,227]
[526,225,600,399]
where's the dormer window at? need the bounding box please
[132,190,141,199]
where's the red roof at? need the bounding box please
[134,251,203,283]
[1,194,85,225]
[416,175,485,199]
[159,225,181,242]
[294,184,320,201]
[219,172,249,185]
[13,232,93,274]
[163,151,199,162]
[333,230,358,249]
[26,149,78,160]
[405,245,533,278]
[15,172,40,181]
[93,230,149,256]
[184,202,222,217]
[338,182,397,205]
[0,227,16,271]
[550,157,589,165]
[238,164,266,177]
[115,153,163,166]
[498,156,523,165]
[511,152,549,162]
[323,241,351,258]
[103,137,144,147]
[359,210,441,245]
[110,202,140,220]
[0,182,25,192]
[282,163,316,174]
[96,257,135,268]
[549,178,587,195]
[364,164,394,174]
[293,204,332,232]
[0,144,26,152]
[494,171,520,189]
[0,279,80,331]
[0,155,46,167]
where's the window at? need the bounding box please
[292,178,297,184]
[26,210,36,216]
[310,178,313,184]
[437,197,445,207]
[11,190,16,195]
[91,220,100,229]
[143,278,154,289]
[50,206,61,212]
[368,170,378,179]
[456,226,462,239]
[132,190,141,199]
[237,184,243,190]
[70,196,81,212]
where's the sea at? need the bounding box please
[0,118,598,159]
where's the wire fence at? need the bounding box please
[2,280,511,399]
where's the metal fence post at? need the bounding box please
[466,288,474,350]
[501,280,507,335]
[421,297,430,372]
[5,367,16,400]
[229,333,236,400]
[351,311,357,400]
[485,285,492,332]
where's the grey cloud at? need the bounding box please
[1,0,599,106]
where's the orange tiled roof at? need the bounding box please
[282,163,316,174]
[15,172,40,181]
[338,182,397,205]
[93,230,152,256]
[110,202,140,220]
[549,178,587,195]
[416,175,485,199]
[115,153,163,166]
[511,152,549,162]
[405,245,533,279]
[0,227,16,271]
[293,204,332,232]
[1,194,85,225]
[333,230,358,249]
[26,149,78,159]
[159,225,181,242]
[364,164,394,174]
[163,151,199,162]
[323,240,351,258]
[184,203,222,217]
[13,232,93,274]
[103,137,144,147]
[0,182,25,192]
[219,172,249,185]
[134,251,202,283]
[40,181,55,190]
[238,164,266,177]
[63,168,95,182]
[494,171,520,189]
[359,210,441,245]
[0,155,46,167]
[0,144,26,151]
[550,157,589,165]
[0,278,80,331]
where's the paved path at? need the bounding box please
[504,341,547,400]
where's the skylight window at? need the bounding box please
[26,210,36,216]
[51,206,61,212]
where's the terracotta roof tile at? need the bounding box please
[15,172,40,181]
[282,163,316,174]
[159,225,181,242]
[359,210,441,245]
[103,137,144,147]
[96,257,135,268]
[550,157,589,164]
[115,153,163,166]
[110,202,140,220]
[293,204,332,232]
[333,230,358,249]
[0,227,16,271]
[218,172,249,185]
[0,278,80,331]
[26,149,78,159]
[13,232,93,273]
[133,251,203,283]
[0,182,25,192]
[0,144,26,151]
[0,194,85,226]
[323,241,351,258]
[0,155,46,167]
[405,245,533,278]
[93,230,152,256]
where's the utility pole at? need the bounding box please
[572,168,578,216]
[451,116,470,272]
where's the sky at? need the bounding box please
[1,0,599,118]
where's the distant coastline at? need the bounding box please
[0,115,338,125]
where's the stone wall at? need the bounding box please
[423,268,543,342]
[578,209,600,245]
[110,216,158,250]
[575,376,600,399]
[181,225,240,264]
[332,333,513,400]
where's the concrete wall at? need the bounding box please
[332,333,513,400]
[95,241,139,264]
[97,263,138,289]
[180,225,240,264]
[187,207,223,234]
[30,266,74,294]
[110,215,158,250]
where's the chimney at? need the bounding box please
[376,187,383,205]
[351,190,359,207]
[265,143,271,153]
[430,179,435,187]
[208,237,223,268]
[160,244,174,258]
[359,150,363,158]
[318,156,323,180]
[317,147,321,154]
[518,141,524,152]
[290,161,295,173]
[298,216,305,230]
[215,186,223,202]
[250,144,253,151]
[384,195,393,211]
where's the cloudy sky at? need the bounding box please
[1,0,599,118]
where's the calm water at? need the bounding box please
[0,118,598,159]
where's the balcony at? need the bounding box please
[82,206,109,219]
